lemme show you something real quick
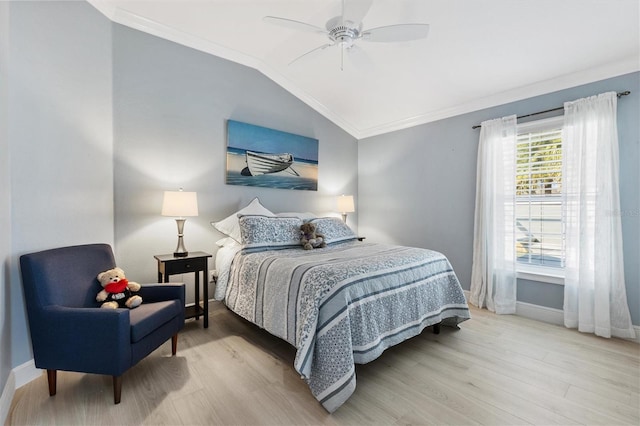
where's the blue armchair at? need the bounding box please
[19,243,185,404]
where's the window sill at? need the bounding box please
[517,266,564,285]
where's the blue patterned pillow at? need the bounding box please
[238,215,303,249]
[308,217,357,244]
[211,197,274,243]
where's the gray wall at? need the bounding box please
[359,72,640,325]
[112,25,358,292]
[7,0,115,370]
[0,0,12,398]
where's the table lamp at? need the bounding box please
[162,189,198,257]
[337,194,355,223]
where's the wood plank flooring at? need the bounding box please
[7,303,639,425]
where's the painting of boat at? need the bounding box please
[226,120,318,191]
[241,151,299,176]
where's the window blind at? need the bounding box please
[515,127,564,268]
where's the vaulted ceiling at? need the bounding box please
[90,0,640,139]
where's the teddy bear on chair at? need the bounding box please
[300,222,326,250]
[96,267,142,309]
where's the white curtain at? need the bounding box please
[562,92,636,339]
[470,115,517,314]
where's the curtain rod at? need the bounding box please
[471,91,631,129]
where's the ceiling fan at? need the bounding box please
[263,0,429,70]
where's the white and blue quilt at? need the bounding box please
[222,241,470,412]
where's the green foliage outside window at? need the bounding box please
[516,134,562,196]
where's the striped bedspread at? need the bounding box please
[223,241,470,412]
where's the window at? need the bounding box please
[515,116,565,276]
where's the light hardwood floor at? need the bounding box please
[7,302,640,425]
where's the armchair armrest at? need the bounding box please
[138,283,185,306]
[33,305,131,375]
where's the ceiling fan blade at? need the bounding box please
[362,23,430,42]
[342,0,373,24]
[289,43,334,66]
[347,44,374,71]
[263,16,327,34]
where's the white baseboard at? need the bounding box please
[0,371,16,426]
[515,300,564,325]
[463,290,640,344]
[0,360,41,425]
[13,359,41,388]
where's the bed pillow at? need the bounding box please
[238,215,303,249]
[215,237,239,248]
[309,217,357,244]
[276,212,318,221]
[211,198,274,243]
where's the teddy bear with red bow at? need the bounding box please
[96,267,142,309]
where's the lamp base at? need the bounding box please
[173,218,189,258]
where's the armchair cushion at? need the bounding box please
[129,300,183,343]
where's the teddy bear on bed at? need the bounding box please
[300,222,326,250]
[96,267,142,309]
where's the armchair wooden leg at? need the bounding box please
[113,375,122,404]
[46,369,57,396]
[433,323,441,335]
[171,334,178,356]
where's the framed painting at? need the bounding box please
[226,120,319,191]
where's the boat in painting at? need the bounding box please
[241,151,299,176]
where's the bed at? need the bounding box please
[212,200,470,412]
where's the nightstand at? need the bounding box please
[154,251,212,328]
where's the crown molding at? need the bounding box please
[89,2,638,141]
[88,1,362,138]
[357,59,640,139]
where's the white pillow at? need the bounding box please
[276,212,318,221]
[215,237,239,248]
[211,198,274,243]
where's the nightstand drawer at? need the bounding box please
[162,257,207,275]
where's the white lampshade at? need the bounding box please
[161,190,199,217]
[337,195,355,214]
